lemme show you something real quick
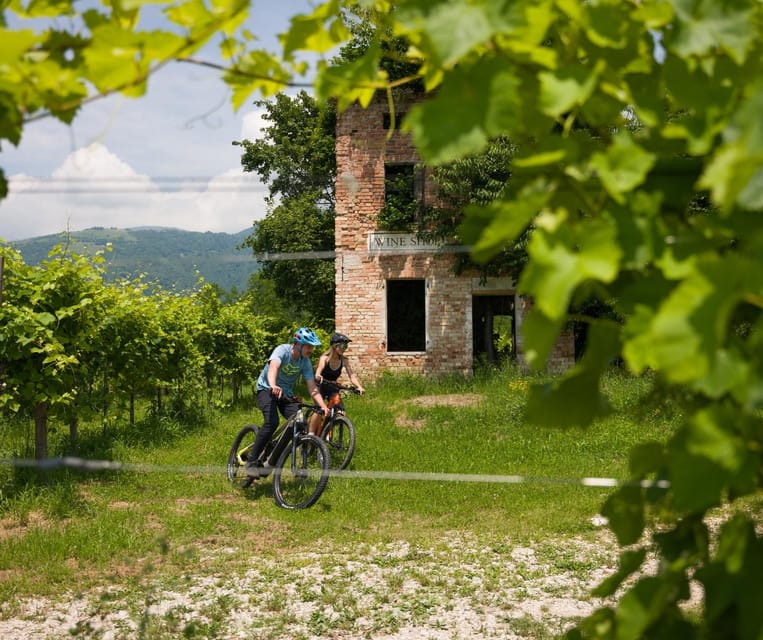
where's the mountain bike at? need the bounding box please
[313,382,360,471]
[226,399,331,510]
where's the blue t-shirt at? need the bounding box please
[256,344,315,396]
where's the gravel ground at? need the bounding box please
[0,530,622,640]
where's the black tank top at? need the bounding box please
[321,358,343,382]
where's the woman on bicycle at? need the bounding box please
[246,327,329,477]
[308,332,365,435]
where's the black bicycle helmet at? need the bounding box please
[330,332,352,345]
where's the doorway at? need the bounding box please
[472,295,515,364]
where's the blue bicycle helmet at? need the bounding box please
[293,327,322,346]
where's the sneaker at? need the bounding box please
[244,459,264,478]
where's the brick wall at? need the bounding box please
[335,94,574,379]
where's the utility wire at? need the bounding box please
[1,456,670,490]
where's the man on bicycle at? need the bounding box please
[245,327,329,478]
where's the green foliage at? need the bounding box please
[427,136,529,277]
[0,242,110,456]
[376,171,420,231]
[0,243,289,456]
[295,2,763,638]
[242,194,335,324]
[4,0,763,636]
[236,91,337,325]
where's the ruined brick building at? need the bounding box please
[333,94,574,379]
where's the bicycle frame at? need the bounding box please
[263,399,322,468]
[268,410,304,467]
[314,384,358,437]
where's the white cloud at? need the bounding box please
[0,143,269,241]
[240,110,267,142]
[0,1,322,243]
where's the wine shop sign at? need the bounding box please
[366,232,468,255]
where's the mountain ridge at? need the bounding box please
[8,226,259,293]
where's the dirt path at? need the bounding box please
[0,532,620,639]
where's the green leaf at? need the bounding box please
[580,1,631,49]
[520,307,566,371]
[84,26,146,93]
[0,92,24,144]
[539,61,603,118]
[661,56,735,155]
[671,0,755,64]
[623,254,763,383]
[693,347,750,400]
[16,0,76,18]
[34,312,57,326]
[684,407,747,472]
[280,0,349,57]
[397,1,495,69]
[460,177,552,263]
[668,405,750,512]
[525,367,608,427]
[593,548,647,597]
[512,136,577,169]
[641,156,704,214]
[601,485,644,546]
[227,50,292,107]
[714,514,755,574]
[0,28,38,64]
[525,321,618,427]
[519,212,621,320]
[615,576,666,640]
[403,58,526,165]
[314,44,383,110]
[629,442,666,478]
[397,0,555,70]
[697,514,760,627]
[654,515,709,567]
[589,131,656,203]
[625,71,665,129]
[164,0,212,29]
[607,193,662,269]
[699,79,763,212]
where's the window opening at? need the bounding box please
[380,163,424,231]
[387,279,426,352]
[383,112,407,130]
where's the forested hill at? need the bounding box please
[9,227,259,293]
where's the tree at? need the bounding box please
[235,91,337,324]
[0,244,108,458]
[426,137,530,278]
[301,3,763,639]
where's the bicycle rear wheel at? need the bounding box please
[227,424,258,489]
[273,434,330,510]
[321,415,356,470]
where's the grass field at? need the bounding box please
[0,364,682,638]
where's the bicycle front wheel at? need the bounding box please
[227,424,258,489]
[321,415,356,470]
[273,434,330,510]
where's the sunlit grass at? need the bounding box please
[0,364,677,603]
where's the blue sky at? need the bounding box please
[0,1,317,241]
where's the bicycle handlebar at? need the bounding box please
[282,396,330,416]
[322,382,362,395]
